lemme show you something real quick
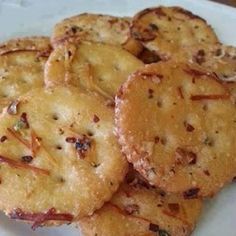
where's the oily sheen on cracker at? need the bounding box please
[79,170,203,236]
[115,61,236,198]
[51,13,142,55]
[130,6,219,60]
[45,41,143,99]
[0,86,127,228]
[0,37,51,112]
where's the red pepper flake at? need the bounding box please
[154,136,160,144]
[191,94,229,101]
[7,100,20,115]
[0,155,49,176]
[149,223,159,232]
[9,208,74,230]
[175,147,197,165]
[125,171,151,189]
[215,48,222,56]
[193,49,206,65]
[21,155,33,163]
[70,25,80,34]
[65,137,76,143]
[125,204,139,215]
[168,203,180,214]
[75,135,91,158]
[93,114,100,123]
[105,99,115,108]
[67,50,72,57]
[177,86,184,99]
[148,88,154,99]
[160,137,167,145]
[159,190,166,197]
[20,112,30,129]
[184,121,195,132]
[203,170,210,176]
[183,188,200,199]
[0,135,7,143]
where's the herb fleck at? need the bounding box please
[159,229,170,236]
[75,135,91,158]
[203,137,214,146]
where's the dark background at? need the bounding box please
[212,0,236,7]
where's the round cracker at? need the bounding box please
[0,37,52,112]
[115,61,236,198]
[51,13,142,55]
[79,170,203,236]
[0,86,127,227]
[130,6,219,59]
[45,41,143,99]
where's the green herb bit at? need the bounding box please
[13,120,27,132]
[159,229,170,236]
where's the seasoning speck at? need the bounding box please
[65,137,76,143]
[93,115,100,123]
[183,188,200,199]
[149,223,159,232]
[148,89,154,99]
[21,155,33,163]
[0,136,7,143]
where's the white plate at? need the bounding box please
[0,0,235,235]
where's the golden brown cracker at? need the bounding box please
[115,61,236,198]
[0,86,127,227]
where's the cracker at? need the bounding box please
[51,13,142,55]
[115,61,236,198]
[130,6,219,60]
[45,41,143,99]
[0,37,52,112]
[79,170,203,236]
[0,86,127,228]
[175,44,236,103]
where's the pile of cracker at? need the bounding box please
[0,6,235,236]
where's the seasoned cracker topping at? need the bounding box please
[0,155,49,175]
[175,148,197,165]
[9,208,73,230]
[183,188,200,199]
